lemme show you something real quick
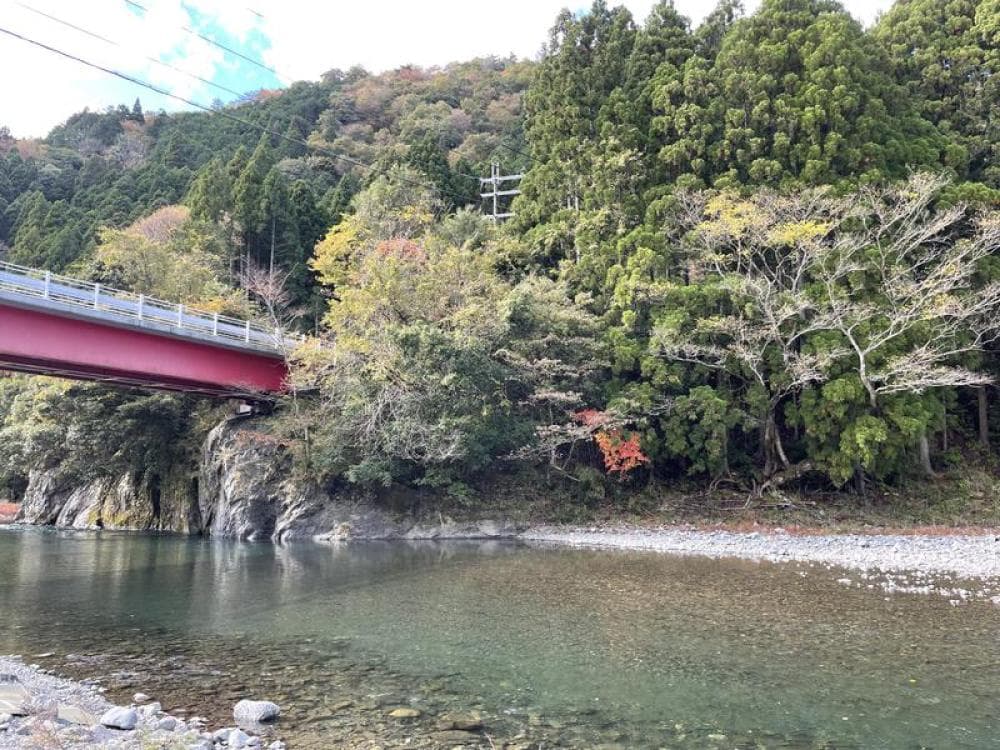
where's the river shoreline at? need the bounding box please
[0,655,283,750]
[4,515,1000,582]
[523,524,1000,593]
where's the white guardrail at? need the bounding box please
[0,260,287,355]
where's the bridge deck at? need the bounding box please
[0,261,284,355]
[0,261,289,397]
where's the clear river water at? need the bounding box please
[0,527,998,749]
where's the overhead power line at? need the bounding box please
[0,24,473,203]
[124,0,291,84]
[15,1,246,100]
[499,139,534,164]
[15,2,116,44]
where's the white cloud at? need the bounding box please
[0,0,895,138]
[257,0,893,82]
[0,0,243,136]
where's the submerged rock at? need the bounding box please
[437,711,484,730]
[432,729,482,743]
[387,707,421,719]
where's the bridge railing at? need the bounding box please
[0,260,287,354]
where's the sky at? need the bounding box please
[0,0,895,138]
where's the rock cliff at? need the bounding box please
[14,418,521,542]
[16,467,200,533]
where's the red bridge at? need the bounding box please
[0,261,288,398]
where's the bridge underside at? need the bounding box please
[0,303,287,398]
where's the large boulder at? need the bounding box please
[99,706,137,730]
[233,699,281,723]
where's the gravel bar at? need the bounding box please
[0,655,284,749]
[522,525,1000,581]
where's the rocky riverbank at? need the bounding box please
[524,524,1000,597]
[13,418,525,542]
[0,656,285,749]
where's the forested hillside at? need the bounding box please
[0,58,532,283]
[3,0,1000,514]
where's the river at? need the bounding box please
[0,527,997,748]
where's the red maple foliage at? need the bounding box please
[572,409,649,476]
[594,429,650,476]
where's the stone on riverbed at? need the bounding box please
[137,700,162,719]
[99,706,138,730]
[0,681,29,716]
[388,707,421,718]
[132,691,150,703]
[432,729,482,743]
[234,699,281,723]
[0,699,26,716]
[227,728,251,748]
[213,727,237,742]
[57,704,97,725]
[156,715,178,731]
[436,711,484,730]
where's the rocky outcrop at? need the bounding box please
[199,419,522,542]
[14,417,523,542]
[16,467,201,533]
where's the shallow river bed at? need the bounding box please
[1,528,998,748]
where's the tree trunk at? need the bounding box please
[762,417,775,477]
[853,462,866,499]
[754,460,814,497]
[762,410,790,477]
[717,370,730,476]
[269,215,276,274]
[918,431,934,477]
[978,386,989,448]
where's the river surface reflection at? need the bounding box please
[0,527,997,748]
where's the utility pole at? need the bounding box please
[480,162,522,222]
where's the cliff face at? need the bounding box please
[16,466,201,533]
[198,419,521,541]
[15,418,521,542]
